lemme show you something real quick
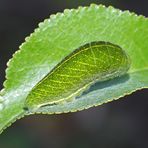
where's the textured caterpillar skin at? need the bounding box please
[25,41,130,111]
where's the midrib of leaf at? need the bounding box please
[130,68,148,74]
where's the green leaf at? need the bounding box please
[0,4,148,134]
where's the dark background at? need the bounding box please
[0,1,148,148]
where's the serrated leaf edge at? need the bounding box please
[2,4,148,94]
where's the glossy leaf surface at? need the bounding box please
[0,4,148,133]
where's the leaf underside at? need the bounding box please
[0,4,148,133]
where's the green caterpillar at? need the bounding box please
[25,41,130,111]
